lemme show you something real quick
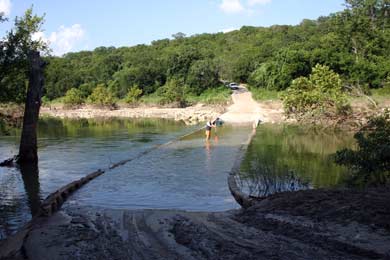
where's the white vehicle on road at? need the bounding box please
[228,82,239,90]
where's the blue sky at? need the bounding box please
[0,0,346,56]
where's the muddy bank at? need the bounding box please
[2,188,389,260]
[40,103,226,125]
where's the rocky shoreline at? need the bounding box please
[40,103,227,125]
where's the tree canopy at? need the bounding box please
[0,8,48,103]
[1,1,390,104]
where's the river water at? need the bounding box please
[238,124,354,197]
[0,118,251,240]
[0,118,354,241]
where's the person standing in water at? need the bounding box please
[205,119,216,140]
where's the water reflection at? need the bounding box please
[239,124,355,197]
[0,117,189,241]
[20,163,41,217]
[0,164,41,240]
[237,163,310,197]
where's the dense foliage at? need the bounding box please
[87,85,116,107]
[282,64,350,115]
[63,88,84,107]
[334,111,390,185]
[1,1,389,105]
[124,86,143,104]
[0,9,48,103]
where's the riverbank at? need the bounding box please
[39,87,286,125]
[40,103,226,125]
[39,91,390,128]
[2,88,388,130]
[1,187,389,259]
[0,104,24,132]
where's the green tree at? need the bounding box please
[87,85,116,107]
[159,78,186,107]
[0,8,48,102]
[334,111,390,185]
[282,64,350,115]
[186,59,219,94]
[63,88,84,107]
[124,85,143,104]
[34,0,390,104]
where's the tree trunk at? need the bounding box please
[17,51,45,165]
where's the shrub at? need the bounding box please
[282,64,350,116]
[186,86,231,105]
[159,79,187,107]
[63,88,84,107]
[248,86,280,101]
[41,96,50,106]
[334,111,390,186]
[124,85,143,104]
[0,118,9,135]
[87,85,116,107]
[372,86,390,97]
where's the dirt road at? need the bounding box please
[219,86,284,124]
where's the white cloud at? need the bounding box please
[247,0,272,6]
[219,0,271,15]
[220,27,238,33]
[32,24,85,56]
[220,0,245,14]
[0,0,11,16]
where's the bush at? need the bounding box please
[87,85,116,107]
[159,79,187,107]
[63,88,84,107]
[334,111,390,186]
[248,62,276,90]
[187,86,232,105]
[372,86,390,97]
[282,64,350,116]
[248,87,280,101]
[41,96,50,106]
[124,85,143,104]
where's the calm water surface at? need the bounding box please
[66,125,250,211]
[0,118,194,240]
[0,119,354,241]
[238,124,355,197]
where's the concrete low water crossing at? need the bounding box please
[65,125,252,211]
[0,118,252,240]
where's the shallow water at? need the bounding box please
[0,119,355,241]
[0,118,194,240]
[238,124,355,197]
[66,125,250,211]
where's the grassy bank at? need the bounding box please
[46,86,232,108]
[247,87,280,101]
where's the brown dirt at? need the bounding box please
[3,187,388,260]
[219,86,284,124]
